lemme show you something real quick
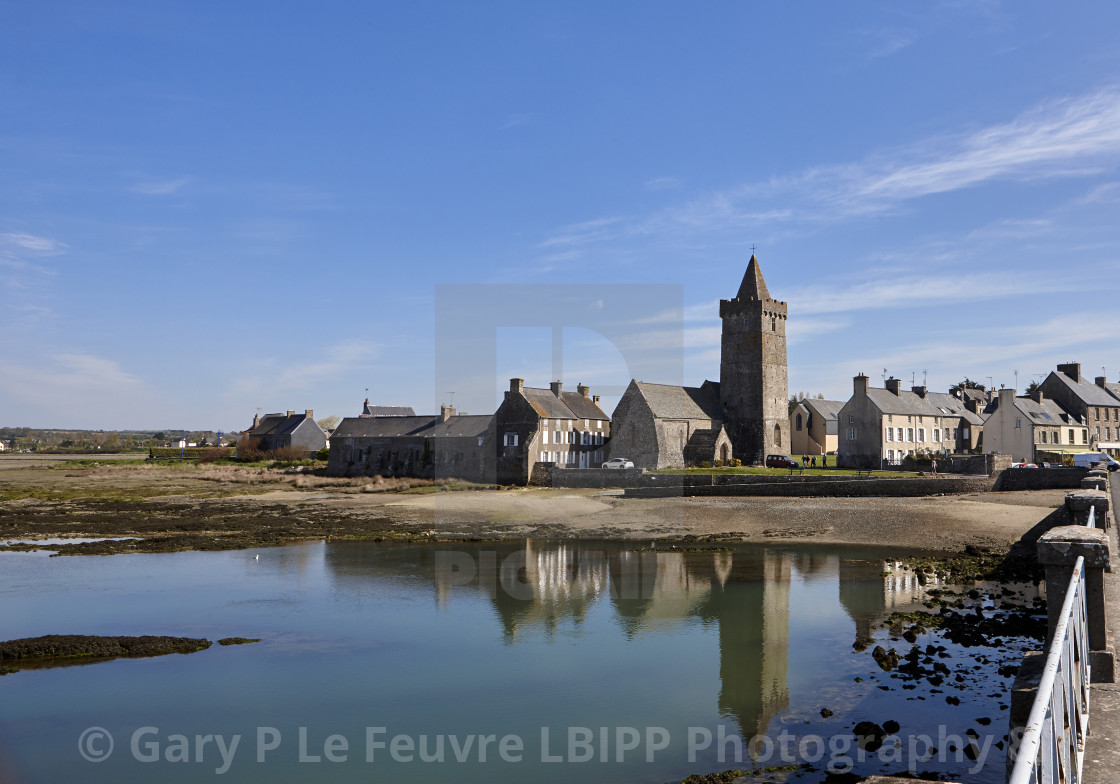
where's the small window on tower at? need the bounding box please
[771,318,776,331]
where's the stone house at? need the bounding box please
[1094,376,1120,457]
[982,387,1089,463]
[494,379,610,484]
[1040,363,1120,451]
[609,380,732,469]
[789,399,843,456]
[246,410,328,455]
[836,376,969,467]
[327,404,494,481]
[918,389,984,453]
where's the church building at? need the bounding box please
[609,255,789,468]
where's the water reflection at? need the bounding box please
[325,541,935,745]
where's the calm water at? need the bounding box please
[0,541,1035,783]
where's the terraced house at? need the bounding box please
[982,387,1089,463]
[1039,363,1120,452]
[494,379,610,484]
[836,376,980,468]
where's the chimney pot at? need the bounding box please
[577,383,590,398]
[550,381,563,397]
[885,377,901,396]
[853,374,869,396]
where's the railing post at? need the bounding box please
[1064,489,1109,526]
[1037,525,1114,683]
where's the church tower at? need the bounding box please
[719,255,789,464]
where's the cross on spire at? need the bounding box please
[750,244,757,255]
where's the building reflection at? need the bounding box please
[324,541,905,742]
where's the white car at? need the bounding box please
[602,458,635,470]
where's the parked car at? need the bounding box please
[1011,462,1038,469]
[1072,452,1120,472]
[765,454,798,469]
[602,457,635,470]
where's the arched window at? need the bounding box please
[795,413,803,431]
[774,423,782,448]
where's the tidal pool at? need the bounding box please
[0,540,1039,783]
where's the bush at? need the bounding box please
[699,460,712,469]
[236,437,263,462]
[731,458,742,467]
[315,447,330,461]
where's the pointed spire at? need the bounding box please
[735,254,770,300]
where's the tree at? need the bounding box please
[949,378,986,395]
[1026,380,1040,395]
[316,415,341,432]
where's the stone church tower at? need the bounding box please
[719,255,789,464]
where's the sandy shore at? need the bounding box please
[0,457,1069,555]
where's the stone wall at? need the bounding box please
[625,473,995,498]
[995,466,1089,491]
[539,467,644,488]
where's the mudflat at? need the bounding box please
[0,456,1066,555]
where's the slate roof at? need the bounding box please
[252,413,312,437]
[521,388,609,421]
[1046,371,1120,407]
[332,414,493,439]
[800,399,844,421]
[735,255,771,301]
[361,404,416,417]
[864,389,943,417]
[924,392,984,426]
[632,380,724,421]
[1012,396,1081,425]
[1098,380,1120,404]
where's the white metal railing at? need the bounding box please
[1087,505,1096,529]
[1007,556,1091,784]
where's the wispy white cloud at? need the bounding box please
[275,341,381,391]
[0,232,66,253]
[500,113,535,130]
[790,271,1080,316]
[130,176,193,195]
[535,87,1120,254]
[859,28,915,59]
[0,354,145,411]
[645,177,682,191]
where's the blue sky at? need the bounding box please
[3,1,1120,430]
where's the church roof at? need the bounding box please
[632,381,724,421]
[735,255,770,301]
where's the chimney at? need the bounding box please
[550,380,563,397]
[853,374,869,396]
[252,413,260,428]
[592,395,600,405]
[911,385,927,399]
[1058,363,1081,383]
[885,377,901,396]
[440,404,455,422]
[510,378,524,395]
[577,383,590,398]
[998,388,1015,410]
[305,409,313,419]
[1096,376,1108,388]
[1030,388,1044,404]
[286,410,295,416]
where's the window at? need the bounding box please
[885,427,893,442]
[543,429,549,444]
[1107,427,1112,441]
[849,415,854,424]
[596,420,602,429]
[1015,419,1021,429]
[581,431,589,445]
[887,449,894,462]
[555,430,561,443]
[477,437,484,447]
[907,428,914,442]
[503,433,518,447]
[568,431,575,444]
[848,426,856,440]
[933,429,939,442]
[1082,430,1087,444]
[796,413,803,431]
[1095,427,1101,440]
[918,416,923,423]
[897,427,904,441]
[907,415,912,424]
[541,451,548,462]
[888,414,893,423]
[917,428,925,442]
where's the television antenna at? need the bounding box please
[882,368,888,384]
[447,391,456,406]
[922,369,928,387]
[1014,369,1019,391]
